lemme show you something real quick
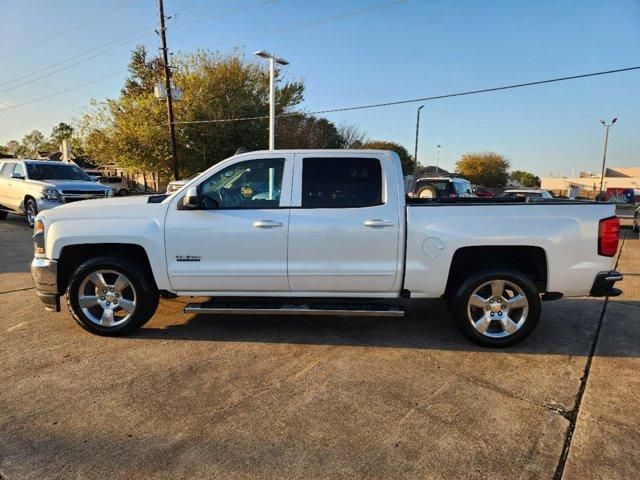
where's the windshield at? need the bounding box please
[26,163,91,181]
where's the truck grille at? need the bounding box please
[59,190,108,203]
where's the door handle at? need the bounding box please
[364,219,395,228]
[254,220,283,228]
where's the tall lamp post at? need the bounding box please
[435,144,441,174]
[598,118,617,198]
[254,50,289,150]
[414,105,425,171]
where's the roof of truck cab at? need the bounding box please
[235,149,397,155]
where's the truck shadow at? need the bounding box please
[134,297,639,356]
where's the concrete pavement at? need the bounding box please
[0,214,637,479]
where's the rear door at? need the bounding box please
[287,153,401,293]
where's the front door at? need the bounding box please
[165,154,293,293]
[287,154,401,293]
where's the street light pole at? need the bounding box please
[436,144,441,174]
[254,51,289,150]
[598,118,617,197]
[414,105,424,171]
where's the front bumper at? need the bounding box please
[590,270,624,297]
[31,258,60,312]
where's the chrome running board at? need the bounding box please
[184,302,405,318]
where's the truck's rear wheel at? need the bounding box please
[66,257,159,336]
[449,268,541,347]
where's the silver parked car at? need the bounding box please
[0,160,112,227]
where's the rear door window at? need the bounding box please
[301,157,382,208]
[1,162,16,178]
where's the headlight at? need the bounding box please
[41,188,61,202]
[33,219,45,257]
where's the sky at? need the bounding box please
[0,0,638,177]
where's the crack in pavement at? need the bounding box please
[552,229,629,480]
[0,286,35,295]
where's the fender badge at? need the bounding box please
[176,255,201,262]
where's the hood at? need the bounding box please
[30,179,110,192]
[39,195,167,222]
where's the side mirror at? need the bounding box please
[11,172,25,180]
[182,187,200,209]
[472,187,477,193]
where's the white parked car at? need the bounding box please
[166,173,201,194]
[500,188,554,200]
[31,150,622,347]
[98,176,129,196]
[413,177,475,199]
[0,160,112,227]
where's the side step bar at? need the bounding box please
[184,302,405,318]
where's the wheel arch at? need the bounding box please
[445,245,548,295]
[57,243,157,295]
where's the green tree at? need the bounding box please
[5,140,20,157]
[276,114,346,149]
[122,45,163,97]
[21,130,46,156]
[359,140,414,175]
[455,152,510,187]
[50,122,74,147]
[79,49,306,179]
[510,170,541,187]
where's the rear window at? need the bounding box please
[301,157,382,208]
[415,179,451,193]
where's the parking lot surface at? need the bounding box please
[1,213,638,479]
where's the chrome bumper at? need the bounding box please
[31,258,60,312]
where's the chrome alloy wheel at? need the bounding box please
[466,279,529,338]
[77,270,137,327]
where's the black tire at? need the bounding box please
[118,189,128,196]
[0,207,7,220]
[25,198,38,227]
[449,268,541,348]
[66,256,159,336]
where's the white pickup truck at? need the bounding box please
[31,150,623,347]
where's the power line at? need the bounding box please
[230,0,408,41]
[0,31,153,96]
[168,0,238,18]
[0,26,154,89]
[0,71,126,113]
[169,65,640,125]
[0,0,277,93]
[0,1,136,62]
[173,0,280,27]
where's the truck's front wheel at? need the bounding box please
[66,257,159,336]
[449,268,541,348]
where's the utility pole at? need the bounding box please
[414,105,424,171]
[158,0,180,180]
[598,118,617,198]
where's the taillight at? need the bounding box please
[598,216,620,257]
